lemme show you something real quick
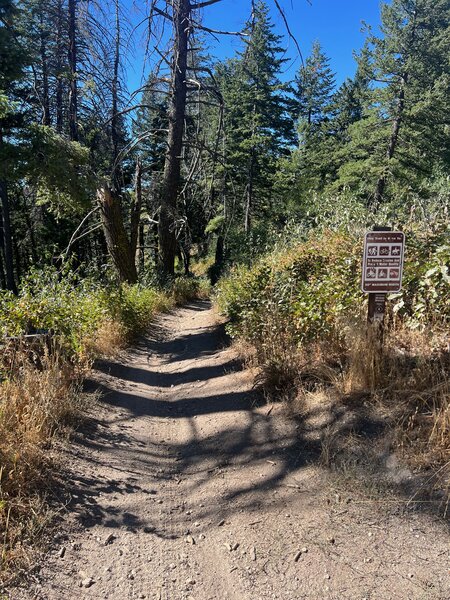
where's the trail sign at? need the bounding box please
[362,231,405,293]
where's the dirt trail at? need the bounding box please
[11,301,449,599]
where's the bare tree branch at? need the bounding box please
[61,206,101,258]
[153,6,173,22]
[272,0,304,65]
[190,0,223,9]
[190,20,248,37]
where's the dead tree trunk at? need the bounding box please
[158,0,191,276]
[68,0,78,141]
[111,0,121,191]
[130,158,143,259]
[98,186,138,284]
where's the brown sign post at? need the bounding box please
[362,228,405,323]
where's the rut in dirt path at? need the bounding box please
[10,300,450,600]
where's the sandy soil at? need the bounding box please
[7,301,449,599]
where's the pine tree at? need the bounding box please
[294,40,335,128]
[0,0,31,292]
[336,0,450,206]
[290,41,335,197]
[220,0,292,233]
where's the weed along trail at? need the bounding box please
[12,301,449,600]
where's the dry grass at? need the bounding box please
[85,319,128,358]
[250,318,449,510]
[0,342,87,584]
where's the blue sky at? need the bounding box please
[125,0,382,92]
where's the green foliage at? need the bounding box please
[0,267,210,358]
[25,125,93,215]
[217,225,449,348]
[0,267,108,354]
[104,284,172,338]
[171,277,195,305]
[216,0,293,230]
[205,215,225,235]
[294,40,335,127]
[392,227,450,327]
[278,0,450,216]
[0,267,171,356]
[217,231,362,345]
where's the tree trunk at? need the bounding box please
[158,0,191,276]
[153,221,158,267]
[130,158,143,258]
[244,102,257,234]
[24,209,39,265]
[0,180,17,294]
[68,0,78,141]
[111,0,121,190]
[138,223,145,273]
[98,186,137,284]
[210,234,224,285]
[39,12,51,126]
[244,149,254,234]
[0,249,5,289]
[56,0,64,133]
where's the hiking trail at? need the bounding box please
[13,301,449,600]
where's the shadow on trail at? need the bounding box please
[73,301,447,537]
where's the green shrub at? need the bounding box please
[0,268,174,358]
[0,268,211,360]
[0,267,107,355]
[104,285,172,338]
[171,277,201,305]
[216,226,449,348]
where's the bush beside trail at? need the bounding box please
[216,226,449,504]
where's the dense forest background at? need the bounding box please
[0,0,448,290]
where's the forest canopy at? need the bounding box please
[0,0,448,288]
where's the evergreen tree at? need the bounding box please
[294,40,335,128]
[336,0,450,206]
[289,41,336,199]
[220,0,292,233]
[0,0,30,291]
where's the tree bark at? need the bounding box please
[158,0,191,276]
[111,0,121,190]
[0,179,17,294]
[39,11,51,126]
[55,0,64,133]
[244,149,254,233]
[130,158,143,258]
[98,186,138,284]
[244,101,257,234]
[0,248,5,289]
[138,223,145,273]
[68,0,78,141]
